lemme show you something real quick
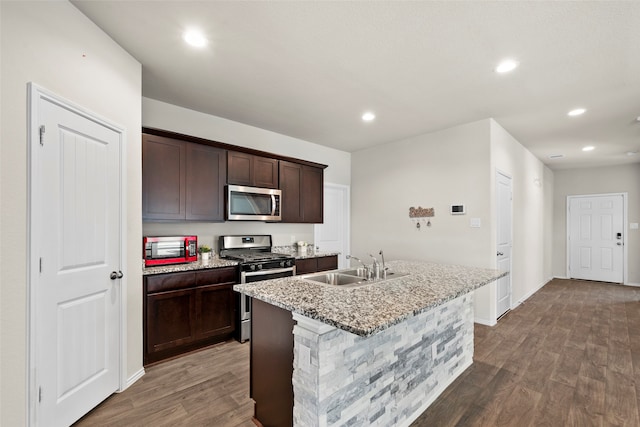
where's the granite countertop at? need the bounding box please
[234,260,507,337]
[143,258,238,275]
[142,251,339,276]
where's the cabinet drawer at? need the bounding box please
[195,267,238,286]
[316,255,338,272]
[295,258,317,275]
[146,271,196,294]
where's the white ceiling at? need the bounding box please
[72,1,640,170]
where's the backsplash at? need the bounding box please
[142,221,314,254]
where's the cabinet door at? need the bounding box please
[301,165,324,223]
[251,299,295,427]
[280,161,303,223]
[295,258,317,275]
[142,134,186,220]
[186,143,226,221]
[196,284,235,339]
[227,151,253,186]
[146,289,196,355]
[228,151,279,188]
[253,156,279,188]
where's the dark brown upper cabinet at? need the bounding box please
[279,161,324,223]
[186,143,226,221]
[227,151,279,189]
[142,134,186,220]
[142,133,226,221]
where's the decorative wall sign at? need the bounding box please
[409,206,434,218]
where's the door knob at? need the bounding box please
[617,242,622,246]
[110,271,124,280]
[497,252,504,256]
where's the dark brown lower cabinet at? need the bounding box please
[146,287,197,355]
[295,255,338,275]
[144,266,238,365]
[251,298,295,427]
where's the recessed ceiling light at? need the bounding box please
[549,154,564,159]
[362,112,375,122]
[627,151,638,156]
[183,29,207,48]
[495,59,519,73]
[582,146,595,152]
[568,108,586,117]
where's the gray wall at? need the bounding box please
[351,118,554,324]
[552,164,640,284]
[0,2,142,424]
[351,120,493,268]
[489,120,555,313]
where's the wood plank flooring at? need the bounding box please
[412,279,640,427]
[73,340,254,427]
[75,279,640,426]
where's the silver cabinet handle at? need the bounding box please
[497,252,504,256]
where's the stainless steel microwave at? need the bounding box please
[226,185,282,221]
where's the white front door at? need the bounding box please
[31,87,123,426]
[496,172,512,319]
[568,194,624,283]
[314,183,350,268]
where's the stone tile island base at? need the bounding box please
[292,294,473,427]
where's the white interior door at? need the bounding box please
[30,87,123,426]
[496,172,512,319]
[314,183,350,268]
[568,194,624,283]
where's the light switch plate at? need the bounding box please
[631,223,639,230]
[470,218,481,228]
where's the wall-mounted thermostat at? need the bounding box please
[450,204,466,215]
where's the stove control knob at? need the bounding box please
[280,261,285,268]
[257,264,263,270]
[287,260,293,267]
[249,264,256,271]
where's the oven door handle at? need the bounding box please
[243,267,295,278]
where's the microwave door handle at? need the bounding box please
[271,194,276,216]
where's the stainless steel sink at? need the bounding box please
[302,272,364,286]
[338,268,407,280]
[302,269,409,288]
[336,268,362,277]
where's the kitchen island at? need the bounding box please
[234,260,506,427]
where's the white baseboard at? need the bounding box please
[513,277,552,308]
[553,275,569,280]
[474,317,496,327]
[555,276,638,287]
[119,367,145,392]
[400,357,473,427]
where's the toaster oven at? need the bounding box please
[143,236,198,267]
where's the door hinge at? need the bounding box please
[39,257,42,273]
[39,125,45,146]
[38,386,42,403]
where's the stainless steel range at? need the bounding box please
[219,235,296,342]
